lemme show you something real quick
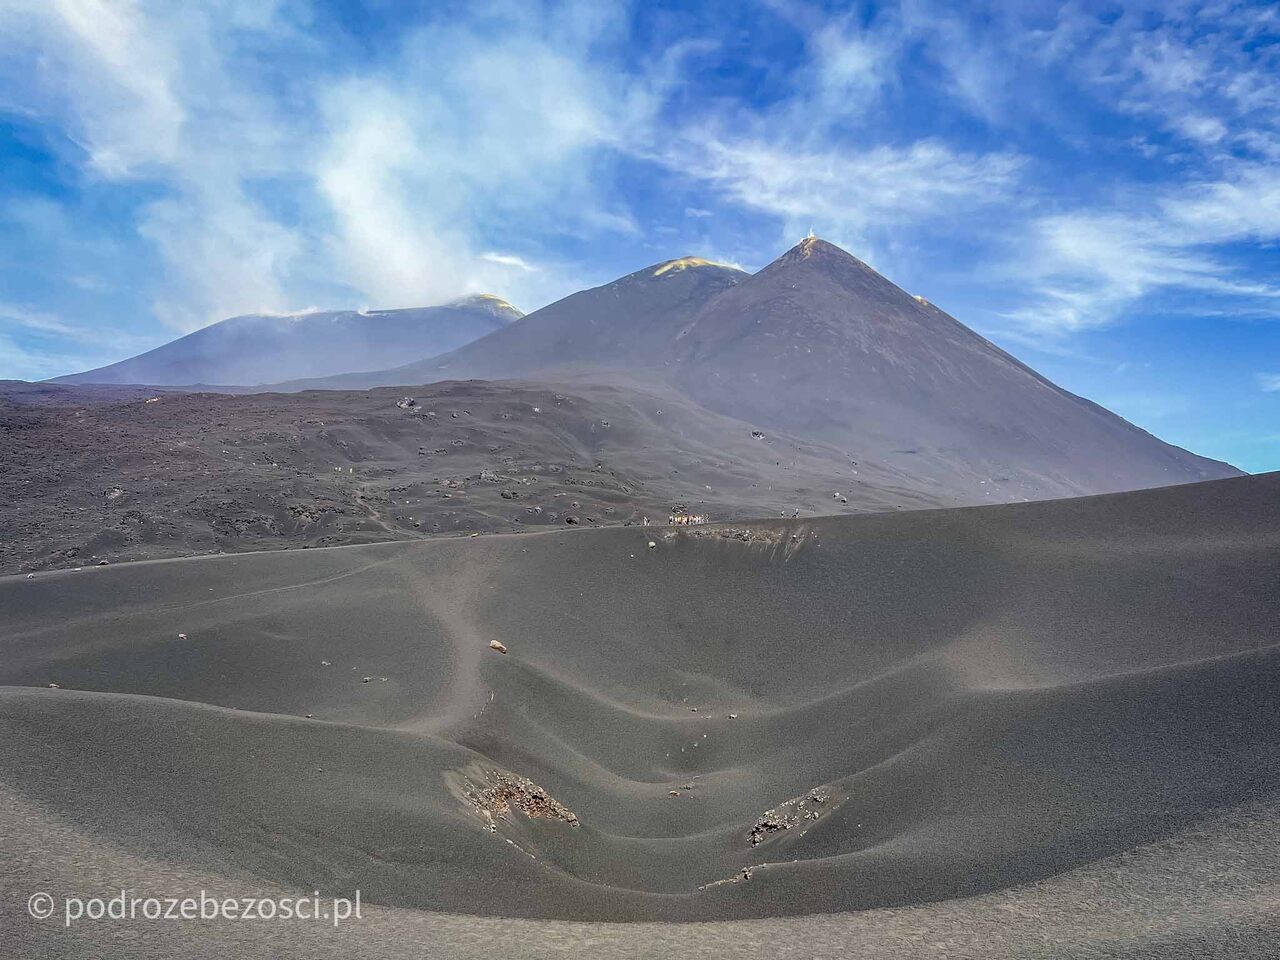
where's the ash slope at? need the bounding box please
[1,379,937,573]
[281,240,1240,503]
[54,295,522,387]
[1,472,1276,928]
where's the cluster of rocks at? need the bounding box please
[749,788,830,846]
[459,769,580,832]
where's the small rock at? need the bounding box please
[97,560,110,566]
[361,676,372,683]
[26,573,34,580]
[177,633,187,640]
[489,640,508,654]
[648,541,657,549]
[669,790,680,797]
[304,713,314,719]
[48,683,60,689]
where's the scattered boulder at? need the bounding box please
[751,430,766,439]
[489,639,508,654]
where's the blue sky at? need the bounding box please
[1,1,1277,472]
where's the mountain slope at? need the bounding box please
[277,257,746,391]
[665,238,1239,499]
[54,295,523,387]
[267,239,1240,503]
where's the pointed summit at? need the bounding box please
[252,238,1236,505]
[771,235,873,270]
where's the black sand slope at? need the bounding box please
[3,472,1278,955]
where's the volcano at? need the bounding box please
[55,294,523,388]
[277,239,1239,503]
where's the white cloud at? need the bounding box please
[0,0,651,331]
[1009,162,1280,336]
[481,253,538,272]
[3,0,1277,367]
[1260,374,1280,393]
[675,136,1021,257]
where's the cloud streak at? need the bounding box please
[0,0,1277,370]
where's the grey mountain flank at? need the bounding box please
[276,238,1239,502]
[26,237,1239,575]
[55,294,522,387]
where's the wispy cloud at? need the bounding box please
[671,135,1021,259]
[0,0,653,331]
[481,252,538,272]
[1008,161,1280,336]
[0,301,150,351]
[1,0,1278,370]
[1260,374,1280,393]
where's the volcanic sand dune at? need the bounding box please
[3,472,1279,956]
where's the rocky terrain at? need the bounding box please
[0,379,942,573]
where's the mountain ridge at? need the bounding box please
[278,236,1238,502]
[54,295,523,388]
